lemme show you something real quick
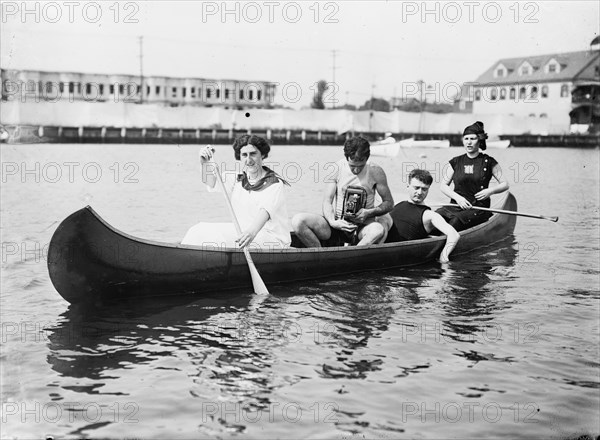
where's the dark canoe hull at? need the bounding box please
[48,193,517,303]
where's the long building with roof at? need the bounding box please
[0,68,277,109]
[456,40,599,134]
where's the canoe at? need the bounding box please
[47,193,517,303]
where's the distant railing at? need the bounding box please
[2,125,599,147]
[571,95,599,104]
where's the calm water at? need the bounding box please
[1,143,599,439]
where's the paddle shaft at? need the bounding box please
[212,162,269,294]
[440,204,558,222]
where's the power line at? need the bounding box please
[138,36,144,104]
[331,49,337,109]
[1,27,498,63]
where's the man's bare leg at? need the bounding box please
[292,213,331,248]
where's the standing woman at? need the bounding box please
[436,121,509,231]
[182,134,291,249]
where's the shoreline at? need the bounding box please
[2,124,599,148]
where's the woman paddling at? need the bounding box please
[436,121,509,231]
[182,135,291,249]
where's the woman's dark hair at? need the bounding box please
[232,134,271,160]
[462,121,488,150]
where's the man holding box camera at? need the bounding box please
[292,136,394,247]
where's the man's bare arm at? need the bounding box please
[372,165,394,215]
[428,211,460,263]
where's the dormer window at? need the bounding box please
[519,61,533,76]
[545,58,561,74]
[494,63,507,78]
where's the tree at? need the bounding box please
[311,80,328,109]
[393,98,454,113]
[393,98,421,112]
[360,98,390,112]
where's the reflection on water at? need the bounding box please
[438,237,518,337]
[46,295,244,380]
[438,237,519,368]
[7,226,589,439]
[309,281,397,380]
[31,227,597,439]
[48,243,516,435]
[0,137,592,440]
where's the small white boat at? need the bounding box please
[398,137,450,148]
[370,137,400,156]
[486,139,511,148]
[370,136,451,156]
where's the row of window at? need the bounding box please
[9,80,265,101]
[474,84,570,101]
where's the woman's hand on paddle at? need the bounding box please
[236,229,257,249]
[199,145,218,186]
[474,188,493,201]
[455,195,472,210]
[199,145,215,163]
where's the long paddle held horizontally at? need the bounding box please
[212,161,269,295]
[439,204,558,222]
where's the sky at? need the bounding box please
[1,1,599,108]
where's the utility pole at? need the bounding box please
[331,49,337,109]
[417,79,425,133]
[138,36,144,104]
[369,83,375,132]
[370,83,375,109]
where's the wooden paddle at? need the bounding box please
[212,161,269,295]
[439,204,558,222]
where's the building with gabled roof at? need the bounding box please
[456,41,600,134]
[475,50,598,85]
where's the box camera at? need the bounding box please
[342,185,367,222]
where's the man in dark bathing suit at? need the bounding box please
[386,169,460,263]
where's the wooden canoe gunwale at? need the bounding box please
[48,193,517,303]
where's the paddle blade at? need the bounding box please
[243,248,269,295]
[249,266,269,295]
